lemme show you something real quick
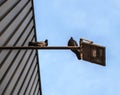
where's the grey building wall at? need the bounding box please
[0,0,42,95]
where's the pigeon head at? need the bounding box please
[45,39,48,46]
[70,37,73,40]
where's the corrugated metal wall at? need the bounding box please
[0,0,42,95]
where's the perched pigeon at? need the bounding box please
[68,37,81,59]
[68,37,78,47]
[29,39,48,47]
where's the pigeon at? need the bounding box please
[68,37,81,59]
[29,39,48,47]
[68,37,78,47]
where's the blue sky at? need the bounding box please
[34,0,120,95]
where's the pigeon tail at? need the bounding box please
[29,42,39,46]
[71,49,81,60]
[75,50,81,60]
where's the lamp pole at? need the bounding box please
[0,46,80,50]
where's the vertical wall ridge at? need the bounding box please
[0,0,42,95]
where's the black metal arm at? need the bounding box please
[0,46,80,50]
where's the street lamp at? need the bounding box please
[80,38,106,66]
[0,38,106,66]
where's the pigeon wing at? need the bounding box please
[68,37,78,46]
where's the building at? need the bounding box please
[0,0,42,95]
